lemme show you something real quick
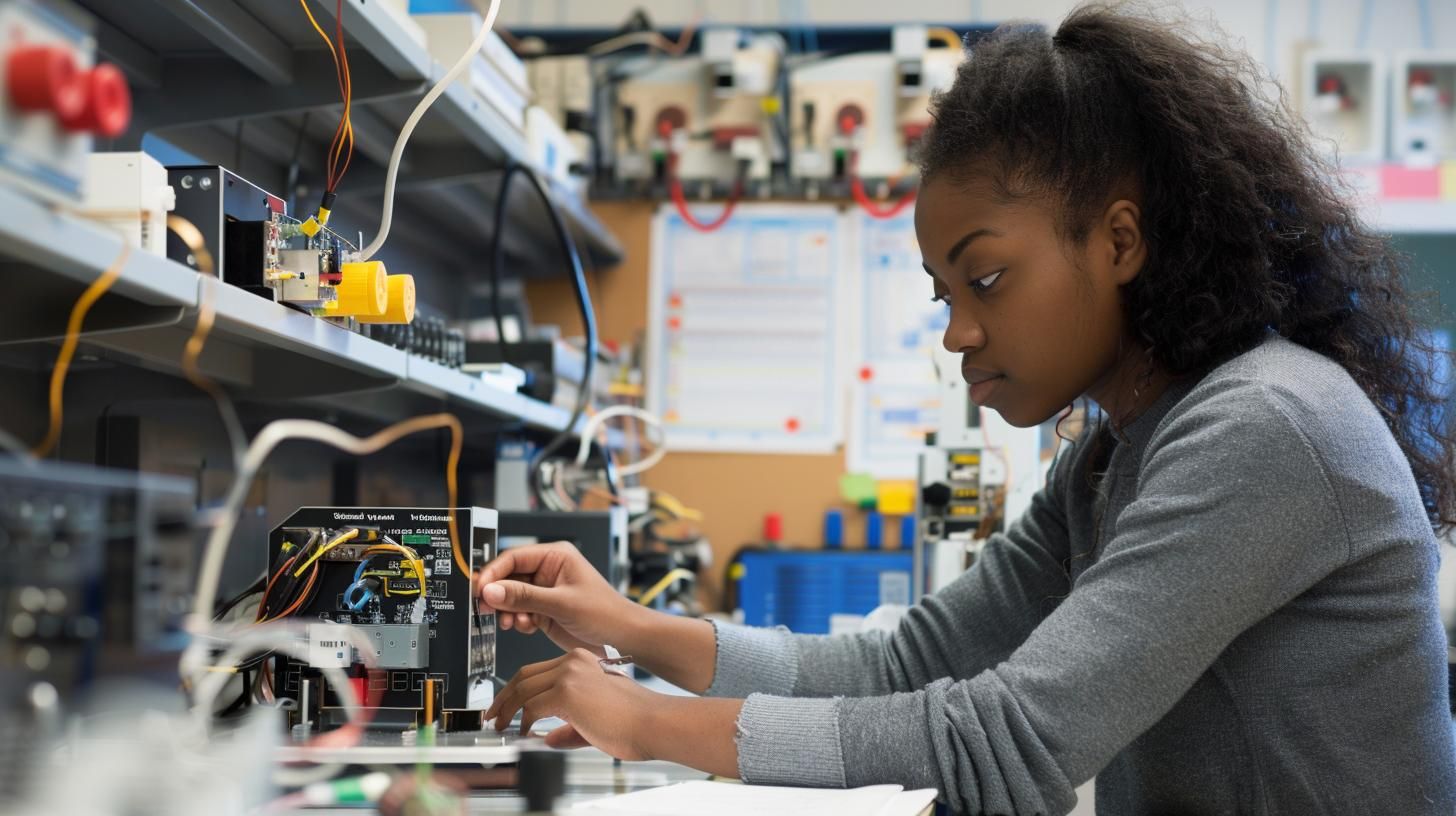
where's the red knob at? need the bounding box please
[58,63,131,138]
[6,45,85,120]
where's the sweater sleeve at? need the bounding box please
[704,443,1077,700]
[734,385,1351,814]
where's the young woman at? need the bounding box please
[476,6,1456,813]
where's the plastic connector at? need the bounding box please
[354,273,416,325]
[298,216,323,238]
[326,260,389,317]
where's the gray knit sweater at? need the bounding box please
[706,336,1456,815]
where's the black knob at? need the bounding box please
[518,748,566,813]
[921,482,952,507]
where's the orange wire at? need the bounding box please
[299,0,350,190]
[330,0,355,190]
[255,554,299,623]
[278,565,320,618]
[32,244,129,458]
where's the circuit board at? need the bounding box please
[265,506,496,732]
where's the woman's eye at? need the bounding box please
[970,269,1005,292]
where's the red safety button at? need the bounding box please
[59,63,131,137]
[6,45,85,120]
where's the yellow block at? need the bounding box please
[356,274,417,324]
[876,480,917,516]
[1441,160,1456,201]
[327,260,388,317]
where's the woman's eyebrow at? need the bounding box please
[946,228,1003,264]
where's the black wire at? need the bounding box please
[489,162,527,362]
[509,168,618,498]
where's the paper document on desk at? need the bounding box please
[572,780,937,816]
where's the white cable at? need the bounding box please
[357,0,501,261]
[187,622,379,788]
[189,622,373,732]
[180,415,458,687]
[574,405,667,477]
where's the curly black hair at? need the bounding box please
[919,4,1455,532]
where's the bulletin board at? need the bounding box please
[524,202,875,607]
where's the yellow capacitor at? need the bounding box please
[327,260,388,317]
[355,274,416,324]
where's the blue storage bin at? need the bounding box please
[735,550,913,634]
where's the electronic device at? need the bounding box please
[0,457,197,696]
[166,165,415,325]
[789,26,961,186]
[467,337,608,408]
[493,509,628,680]
[361,316,466,369]
[913,346,1043,598]
[1302,51,1388,164]
[611,30,782,188]
[79,151,174,255]
[0,0,131,205]
[1392,52,1456,163]
[0,458,194,803]
[265,506,496,732]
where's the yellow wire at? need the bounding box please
[636,568,696,607]
[293,528,359,577]
[441,416,465,577]
[927,27,962,50]
[360,543,428,598]
[32,244,130,458]
[652,492,704,522]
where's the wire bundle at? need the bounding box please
[300,0,356,225]
[344,541,427,610]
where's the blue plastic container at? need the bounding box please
[735,550,913,634]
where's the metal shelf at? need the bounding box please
[0,189,600,437]
[78,0,622,277]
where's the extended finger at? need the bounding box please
[489,672,556,732]
[485,655,569,726]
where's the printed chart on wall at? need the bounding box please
[647,204,847,453]
[848,211,948,478]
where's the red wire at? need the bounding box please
[849,151,917,220]
[667,152,742,232]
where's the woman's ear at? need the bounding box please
[1104,199,1146,285]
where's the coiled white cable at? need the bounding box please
[574,405,666,477]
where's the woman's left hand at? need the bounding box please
[485,648,663,759]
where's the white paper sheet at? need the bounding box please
[647,204,849,453]
[846,211,948,477]
[572,780,938,816]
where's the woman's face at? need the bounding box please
[914,176,1144,427]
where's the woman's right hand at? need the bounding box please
[473,542,638,656]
